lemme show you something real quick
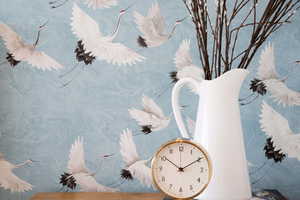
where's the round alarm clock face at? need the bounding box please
[151,139,212,199]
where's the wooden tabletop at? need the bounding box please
[30,192,166,200]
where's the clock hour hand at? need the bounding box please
[182,157,203,170]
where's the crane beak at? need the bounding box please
[120,1,137,14]
[176,16,189,23]
[99,154,114,159]
[123,1,136,11]
[39,20,49,30]
[29,159,40,163]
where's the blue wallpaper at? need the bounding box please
[0,0,300,200]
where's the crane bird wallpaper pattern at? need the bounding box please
[59,137,119,192]
[0,0,300,200]
[128,95,170,135]
[119,128,154,188]
[0,23,63,70]
[71,4,145,67]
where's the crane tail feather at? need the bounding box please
[137,36,147,48]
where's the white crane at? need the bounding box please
[133,2,187,48]
[172,39,204,93]
[84,0,117,9]
[0,153,33,192]
[153,39,204,98]
[0,22,63,71]
[260,101,300,162]
[247,43,300,106]
[128,95,170,134]
[59,137,118,192]
[119,129,154,188]
[71,3,145,66]
[49,0,117,9]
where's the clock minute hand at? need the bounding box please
[164,157,180,169]
[182,157,203,170]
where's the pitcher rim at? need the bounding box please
[202,68,249,83]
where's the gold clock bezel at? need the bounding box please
[151,138,212,200]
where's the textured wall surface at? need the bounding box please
[0,0,300,200]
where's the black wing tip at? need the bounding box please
[169,71,179,83]
[137,36,148,48]
[250,78,267,95]
[6,53,20,67]
[59,172,77,190]
[264,137,286,163]
[74,40,96,65]
[141,125,152,134]
[120,169,133,180]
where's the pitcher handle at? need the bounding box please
[172,78,201,139]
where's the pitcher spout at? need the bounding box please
[201,69,249,100]
[218,68,249,87]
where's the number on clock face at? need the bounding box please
[152,140,211,199]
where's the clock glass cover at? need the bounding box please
[151,139,212,199]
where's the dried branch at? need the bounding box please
[182,0,300,79]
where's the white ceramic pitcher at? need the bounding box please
[171,69,252,200]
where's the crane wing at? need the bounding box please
[128,108,152,126]
[0,23,25,53]
[68,137,88,174]
[0,164,32,192]
[147,2,165,34]
[71,3,102,41]
[128,161,154,189]
[92,41,145,66]
[133,11,164,46]
[260,101,300,160]
[128,107,168,131]
[257,43,279,80]
[120,129,140,166]
[24,51,63,71]
[260,101,292,138]
[73,173,118,192]
[72,3,144,66]
[176,66,204,82]
[142,95,165,119]
[176,66,204,93]
[83,0,117,9]
[264,79,300,107]
[174,40,193,70]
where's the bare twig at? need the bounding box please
[182,0,300,79]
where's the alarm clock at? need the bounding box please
[151,138,212,199]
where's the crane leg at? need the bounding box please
[60,65,83,88]
[15,160,30,168]
[240,93,259,106]
[49,0,69,8]
[154,84,172,99]
[59,63,79,78]
[251,163,273,185]
[107,179,126,188]
[239,92,255,101]
[250,161,267,175]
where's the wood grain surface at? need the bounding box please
[30,192,166,200]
